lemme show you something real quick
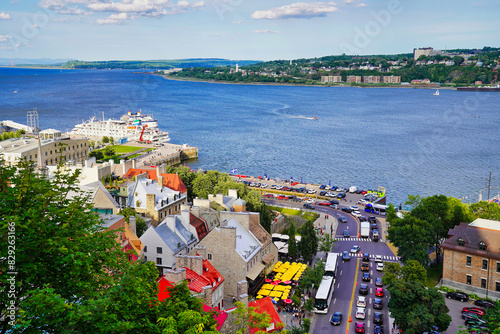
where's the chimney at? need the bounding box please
[109,159,114,166]
[191,205,201,218]
[129,215,137,236]
[158,175,163,188]
[132,159,136,169]
[228,189,238,199]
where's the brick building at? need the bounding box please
[441,218,500,299]
[382,75,402,84]
[346,75,362,83]
[363,76,381,84]
[320,76,342,83]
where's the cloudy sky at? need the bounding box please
[0,0,499,61]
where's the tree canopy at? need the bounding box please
[297,221,318,264]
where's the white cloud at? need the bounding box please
[356,3,366,7]
[206,32,220,36]
[0,35,12,42]
[253,29,282,34]
[0,12,12,20]
[344,0,353,4]
[177,1,190,8]
[97,12,128,24]
[251,2,338,20]
[232,20,243,24]
[58,7,86,15]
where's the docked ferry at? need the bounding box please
[69,110,170,143]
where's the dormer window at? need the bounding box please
[457,238,465,247]
[478,242,487,251]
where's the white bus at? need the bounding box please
[314,253,338,314]
[313,276,335,314]
[324,252,339,278]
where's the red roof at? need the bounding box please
[123,169,187,193]
[184,259,224,293]
[248,297,283,333]
[157,276,174,302]
[190,213,208,240]
[202,304,227,331]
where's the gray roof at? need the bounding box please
[156,222,186,253]
[175,217,196,245]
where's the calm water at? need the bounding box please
[1,67,499,204]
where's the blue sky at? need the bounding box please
[0,0,499,61]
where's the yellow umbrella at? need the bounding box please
[269,291,282,298]
[274,285,286,291]
[256,295,264,299]
[258,289,271,296]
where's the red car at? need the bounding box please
[462,307,485,317]
[262,194,274,198]
[318,201,331,206]
[355,322,365,333]
[375,288,384,297]
[276,195,288,200]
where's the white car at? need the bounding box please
[325,185,331,190]
[355,307,366,319]
[350,206,359,210]
[358,199,368,204]
[356,296,366,308]
[352,211,362,218]
[376,262,385,271]
[260,183,268,188]
[375,255,383,262]
[304,199,315,204]
[307,189,317,194]
[270,184,277,189]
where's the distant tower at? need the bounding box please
[236,63,239,73]
[290,60,292,65]
[10,59,14,66]
[27,108,40,134]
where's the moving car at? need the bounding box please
[362,272,370,282]
[446,291,469,302]
[373,312,383,324]
[342,207,353,213]
[355,322,365,333]
[359,284,369,295]
[375,278,383,287]
[361,262,370,271]
[357,296,366,307]
[356,307,366,320]
[373,298,383,309]
[318,201,331,206]
[374,325,384,334]
[375,288,384,297]
[376,262,384,271]
[344,230,350,238]
[342,251,351,261]
[362,253,370,261]
[339,216,348,223]
[375,255,383,262]
[303,203,314,209]
[351,245,361,253]
[330,312,343,325]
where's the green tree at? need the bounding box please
[0,160,216,333]
[89,149,104,160]
[453,56,465,66]
[382,260,426,287]
[120,207,148,237]
[233,301,278,334]
[297,221,318,264]
[317,234,336,258]
[469,201,500,221]
[298,260,325,296]
[102,136,110,144]
[103,145,116,158]
[288,222,298,261]
[259,202,273,234]
[109,136,114,145]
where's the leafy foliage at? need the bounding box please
[288,222,298,261]
[297,221,318,264]
[469,201,500,221]
[317,234,336,257]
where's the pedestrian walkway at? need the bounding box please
[334,237,375,242]
[331,252,399,262]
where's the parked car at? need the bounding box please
[359,284,369,295]
[330,199,340,205]
[446,291,469,302]
[339,216,348,223]
[330,312,342,325]
[465,318,487,328]
[361,262,370,271]
[462,312,485,322]
[337,192,346,199]
[318,201,331,206]
[362,253,370,261]
[319,185,326,189]
[474,299,497,308]
[303,203,314,209]
[375,288,384,297]
[260,183,268,188]
[356,307,366,319]
[351,245,360,253]
[319,191,327,196]
[362,272,370,282]
[376,262,384,271]
[373,298,383,309]
[355,322,365,333]
[375,278,383,287]
[342,251,351,261]
[357,296,366,307]
[344,230,350,238]
[462,307,485,317]
[373,312,383,324]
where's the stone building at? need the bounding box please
[441,218,500,299]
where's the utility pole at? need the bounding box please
[487,172,492,201]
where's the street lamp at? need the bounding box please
[486,258,490,299]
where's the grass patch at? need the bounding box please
[268,206,301,216]
[425,262,443,288]
[111,145,147,154]
[302,212,320,223]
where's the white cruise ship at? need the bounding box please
[69,110,170,143]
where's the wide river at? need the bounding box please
[1,67,499,205]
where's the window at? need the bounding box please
[50,151,52,154]
[497,262,500,273]
[497,282,500,292]
[481,278,486,289]
[144,246,147,252]
[457,238,465,247]
[156,257,162,265]
[466,256,471,266]
[466,275,472,285]
[208,253,212,260]
[479,242,487,251]
[483,259,488,270]
[157,247,162,254]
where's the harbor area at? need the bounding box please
[125,142,198,167]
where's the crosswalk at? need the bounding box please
[334,237,379,242]
[331,252,399,262]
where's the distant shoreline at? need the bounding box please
[157,74,457,90]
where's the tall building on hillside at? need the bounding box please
[383,76,401,84]
[346,76,362,83]
[321,76,342,83]
[363,76,381,84]
[413,47,434,60]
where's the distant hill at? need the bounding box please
[0,58,75,66]
[59,58,260,69]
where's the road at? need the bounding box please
[265,197,398,334]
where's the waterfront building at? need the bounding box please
[346,75,362,83]
[321,76,342,83]
[0,129,88,166]
[383,75,402,84]
[363,76,381,84]
[442,218,500,300]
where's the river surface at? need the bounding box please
[1,67,499,205]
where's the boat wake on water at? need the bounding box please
[288,115,318,120]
